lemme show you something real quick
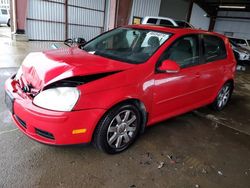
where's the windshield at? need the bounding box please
[83,28,172,64]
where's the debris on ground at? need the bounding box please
[167,155,178,164]
[213,123,219,130]
[245,169,250,175]
[195,184,200,188]
[115,163,120,167]
[158,161,165,169]
[218,171,223,176]
[130,184,136,188]
[139,152,153,165]
[202,169,207,174]
[129,156,134,160]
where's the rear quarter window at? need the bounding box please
[147,18,158,24]
[203,35,227,63]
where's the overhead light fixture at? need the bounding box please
[219,5,246,9]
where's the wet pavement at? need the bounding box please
[0,26,63,68]
[0,26,250,188]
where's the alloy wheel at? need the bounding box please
[217,84,231,109]
[107,110,137,149]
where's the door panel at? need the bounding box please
[152,35,202,120]
[195,34,228,101]
[153,67,199,118]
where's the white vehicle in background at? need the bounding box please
[230,40,250,62]
[141,16,194,28]
[0,8,10,26]
[228,37,250,51]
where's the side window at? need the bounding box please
[203,35,226,62]
[1,9,8,15]
[159,19,174,26]
[159,35,199,68]
[147,18,158,24]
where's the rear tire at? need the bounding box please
[93,103,141,154]
[211,82,233,111]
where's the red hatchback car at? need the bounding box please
[5,25,236,154]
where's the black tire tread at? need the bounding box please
[93,103,141,154]
[211,82,233,111]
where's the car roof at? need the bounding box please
[126,24,226,39]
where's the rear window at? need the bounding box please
[159,19,174,26]
[147,18,157,24]
[203,35,227,62]
[1,9,8,15]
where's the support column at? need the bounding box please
[65,0,68,40]
[186,0,193,22]
[11,0,28,41]
[115,0,133,27]
[208,11,217,31]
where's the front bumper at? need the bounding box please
[4,77,105,145]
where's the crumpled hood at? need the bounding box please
[20,47,135,89]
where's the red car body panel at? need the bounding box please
[5,25,236,145]
[21,48,135,89]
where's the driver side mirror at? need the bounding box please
[157,60,180,73]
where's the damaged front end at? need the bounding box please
[12,67,120,112]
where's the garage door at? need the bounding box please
[26,0,106,41]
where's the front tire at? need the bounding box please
[212,82,233,111]
[93,103,141,154]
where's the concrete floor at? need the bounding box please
[0,26,250,188]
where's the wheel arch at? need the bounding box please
[92,98,148,142]
[224,79,234,90]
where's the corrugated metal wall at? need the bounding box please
[26,0,106,41]
[129,0,161,24]
[214,11,250,39]
[67,0,105,40]
[26,0,65,41]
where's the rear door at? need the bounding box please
[194,34,228,101]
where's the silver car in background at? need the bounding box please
[228,37,250,51]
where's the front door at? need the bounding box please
[152,34,202,121]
